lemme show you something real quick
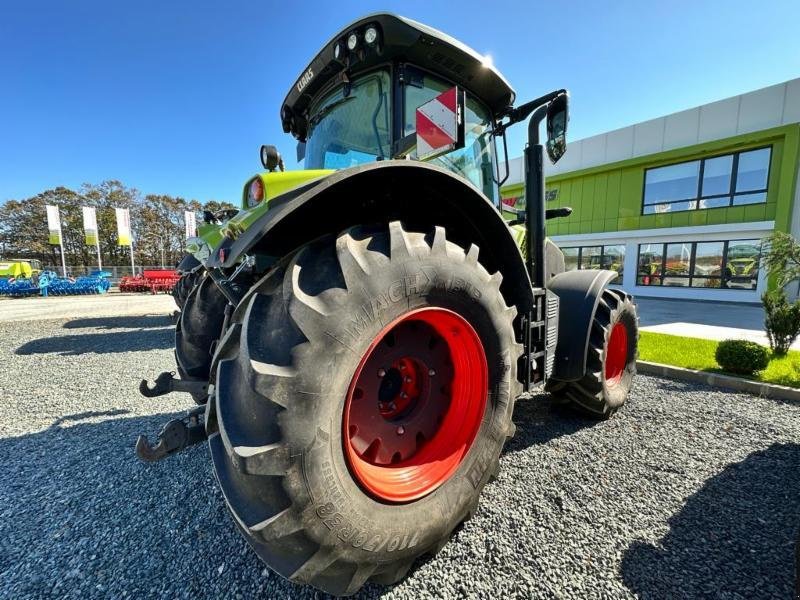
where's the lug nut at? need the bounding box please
[399,364,406,370]
[389,402,396,411]
[397,426,405,435]
[400,392,408,399]
[429,369,436,376]
[405,376,412,383]
[377,368,386,378]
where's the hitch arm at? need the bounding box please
[139,371,209,398]
[135,405,207,462]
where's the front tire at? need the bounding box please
[548,289,638,418]
[209,222,521,595]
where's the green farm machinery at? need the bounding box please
[137,14,639,595]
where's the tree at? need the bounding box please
[0,180,236,268]
[762,231,800,286]
[761,232,800,354]
[81,180,141,267]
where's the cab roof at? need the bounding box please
[281,13,516,142]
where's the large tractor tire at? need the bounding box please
[548,289,638,418]
[209,222,521,595]
[175,273,228,403]
[172,270,201,310]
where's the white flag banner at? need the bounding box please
[115,208,132,246]
[46,205,62,245]
[184,211,197,239]
[82,206,98,246]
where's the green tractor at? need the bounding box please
[138,14,639,595]
[0,258,42,280]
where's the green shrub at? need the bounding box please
[715,339,770,375]
[762,290,800,355]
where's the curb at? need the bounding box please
[636,360,800,402]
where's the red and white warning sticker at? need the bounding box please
[416,86,461,160]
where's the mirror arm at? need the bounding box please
[497,88,567,135]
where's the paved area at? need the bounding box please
[0,293,176,322]
[1,314,798,598]
[634,296,795,349]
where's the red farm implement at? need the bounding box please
[119,269,180,294]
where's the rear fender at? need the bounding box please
[176,254,201,274]
[547,269,618,381]
[207,160,535,317]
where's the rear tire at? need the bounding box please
[175,273,227,403]
[547,289,638,418]
[209,222,521,595]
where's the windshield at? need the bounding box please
[404,73,497,201]
[305,70,391,170]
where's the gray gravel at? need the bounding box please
[1,316,799,599]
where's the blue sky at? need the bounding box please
[1,0,798,204]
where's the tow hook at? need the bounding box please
[135,405,207,462]
[139,371,208,399]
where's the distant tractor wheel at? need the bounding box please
[172,270,200,310]
[175,273,227,403]
[209,222,521,595]
[548,289,638,418]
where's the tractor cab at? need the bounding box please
[280,13,516,203]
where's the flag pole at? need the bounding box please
[59,238,67,278]
[96,237,102,271]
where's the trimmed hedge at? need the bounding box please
[715,339,770,375]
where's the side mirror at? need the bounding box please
[546,93,569,164]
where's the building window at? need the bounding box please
[561,244,625,283]
[636,239,761,289]
[642,147,771,214]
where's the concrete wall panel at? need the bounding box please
[605,126,635,164]
[698,96,740,143]
[632,118,664,157]
[738,83,785,134]
[664,107,700,150]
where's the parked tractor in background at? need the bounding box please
[0,258,41,281]
[0,259,41,297]
[137,14,639,595]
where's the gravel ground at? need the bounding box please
[1,316,799,599]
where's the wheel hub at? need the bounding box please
[605,322,629,387]
[377,357,425,420]
[347,321,452,466]
[343,307,488,502]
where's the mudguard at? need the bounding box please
[547,269,618,382]
[176,254,201,274]
[207,160,535,316]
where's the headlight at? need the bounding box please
[364,26,378,45]
[346,32,358,51]
[248,178,264,208]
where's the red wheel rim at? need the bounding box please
[605,322,629,387]
[343,307,488,502]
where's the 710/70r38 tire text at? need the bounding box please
[208,221,522,595]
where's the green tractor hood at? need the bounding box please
[190,169,333,260]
